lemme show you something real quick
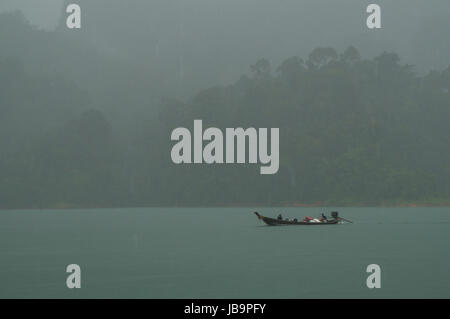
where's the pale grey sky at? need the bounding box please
[0,0,63,29]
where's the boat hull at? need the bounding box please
[254,212,340,226]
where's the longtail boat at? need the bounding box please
[254,211,349,226]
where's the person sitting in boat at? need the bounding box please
[304,216,313,222]
[277,214,283,220]
[321,213,327,221]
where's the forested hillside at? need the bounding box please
[1,12,449,208]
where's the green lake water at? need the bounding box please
[0,207,449,298]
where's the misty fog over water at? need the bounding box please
[2,0,450,94]
[0,1,449,208]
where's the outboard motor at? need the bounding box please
[331,211,339,219]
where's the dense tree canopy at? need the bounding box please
[0,12,449,208]
[147,47,450,206]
